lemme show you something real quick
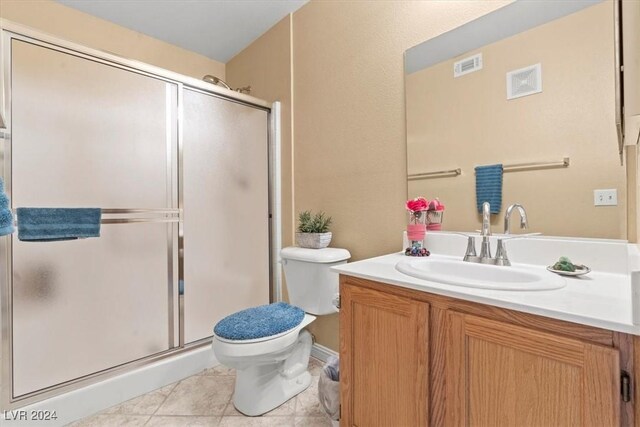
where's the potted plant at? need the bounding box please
[296,210,333,249]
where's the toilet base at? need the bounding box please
[232,329,313,416]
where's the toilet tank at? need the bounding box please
[280,247,351,315]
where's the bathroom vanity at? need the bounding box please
[386,0,640,423]
[335,233,640,426]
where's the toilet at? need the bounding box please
[212,246,351,416]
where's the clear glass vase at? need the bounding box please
[407,210,427,249]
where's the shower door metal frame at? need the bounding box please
[0,19,280,410]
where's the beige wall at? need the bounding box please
[0,0,225,80]
[407,2,626,240]
[291,0,510,351]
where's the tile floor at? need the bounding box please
[70,358,333,427]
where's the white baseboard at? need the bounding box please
[310,343,338,363]
[1,346,217,427]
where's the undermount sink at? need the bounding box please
[395,257,566,291]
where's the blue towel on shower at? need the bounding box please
[17,208,101,242]
[0,179,14,236]
[214,302,305,341]
[475,164,503,214]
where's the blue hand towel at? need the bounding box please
[0,178,15,236]
[475,164,503,214]
[17,208,101,242]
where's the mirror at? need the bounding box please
[404,0,625,239]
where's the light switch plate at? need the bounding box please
[594,189,618,206]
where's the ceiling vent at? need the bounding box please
[453,53,482,78]
[507,63,542,100]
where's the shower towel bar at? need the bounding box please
[101,208,181,224]
[480,157,570,173]
[14,208,181,225]
[102,208,181,214]
[408,168,462,181]
[101,217,180,224]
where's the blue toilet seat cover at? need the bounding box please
[214,302,305,341]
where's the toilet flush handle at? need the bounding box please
[332,294,340,312]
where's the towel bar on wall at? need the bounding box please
[501,157,570,172]
[473,157,570,173]
[408,158,569,181]
[408,168,462,181]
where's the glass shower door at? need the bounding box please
[9,40,178,397]
[182,88,270,344]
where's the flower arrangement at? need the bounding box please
[427,197,444,231]
[405,197,429,256]
[406,197,428,213]
[405,197,446,256]
[427,198,445,212]
[426,198,445,231]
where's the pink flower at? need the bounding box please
[428,198,445,211]
[406,197,428,212]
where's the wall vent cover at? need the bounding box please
[453,53,482,78]
[507,63,542,100]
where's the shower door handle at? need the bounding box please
[100,208,182,224]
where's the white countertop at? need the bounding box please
[332,233,640,335]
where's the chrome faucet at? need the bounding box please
[495,204,529,266]
[478,202,493,263]
[504,203,528,234]
[464,202,531,266]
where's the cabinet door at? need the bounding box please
[445,312,620,427]
[340,282,429,427]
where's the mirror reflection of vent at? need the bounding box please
[454,53,482,78]
[507,63,542,100]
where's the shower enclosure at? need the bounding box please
[0,22,277,408]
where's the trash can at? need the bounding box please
[318,356,340,426]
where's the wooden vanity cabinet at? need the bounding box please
[445,312,619,426]
[340,275,631,427]
[340,283,430,426]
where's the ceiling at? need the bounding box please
[55,0,308,63]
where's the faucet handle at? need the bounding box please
[463,236,480,263]
[479,236,493,263]
[494,239,511,266]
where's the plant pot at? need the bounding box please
[296,232,332,249]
